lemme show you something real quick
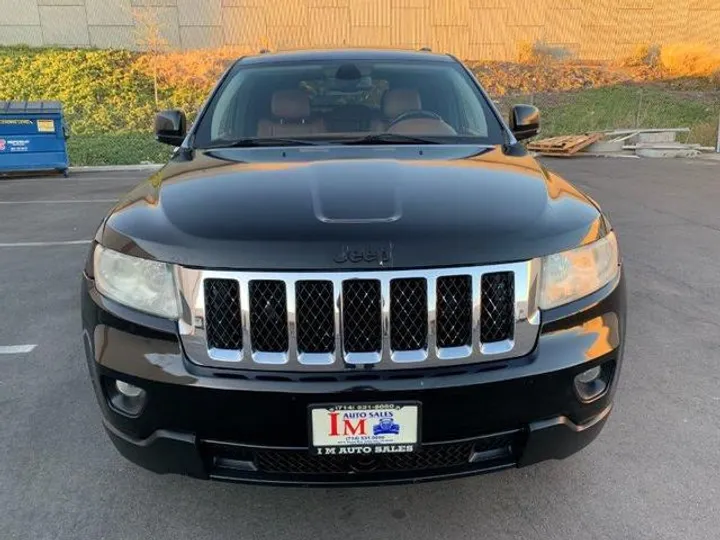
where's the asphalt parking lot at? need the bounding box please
[1,157,719,540]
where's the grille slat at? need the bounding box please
[481,272,515,343]
[296,281,335,354]
[390,278,428,351]
[342,280,382,353]
[249,281,289,352]
[204,279,242,351]
[436,276,473,348]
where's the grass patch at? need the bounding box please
[537,85,720,146]
[67,133,171,166]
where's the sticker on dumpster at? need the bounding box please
[37,119,55,133]
[0,119,33,125]
[7,139,29,152]
[0,139,5,151]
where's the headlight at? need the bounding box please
[539,232,619,310]
[94,245,180,319]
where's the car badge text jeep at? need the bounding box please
[333,245,392,265]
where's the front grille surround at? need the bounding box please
[178,261,541,372]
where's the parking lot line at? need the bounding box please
[0,345,37,354]
[0,199,117,204]
[0,175,141,184]
[0,240,91,248]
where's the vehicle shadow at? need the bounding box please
[129,451,614,540]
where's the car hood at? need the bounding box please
[99,145,607,270]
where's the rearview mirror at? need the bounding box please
[154,110,187,146]
[510,105,540,141]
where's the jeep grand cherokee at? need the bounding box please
[81,49,626,486]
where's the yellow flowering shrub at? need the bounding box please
[660,43,720,78]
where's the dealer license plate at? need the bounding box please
[309,402,420,456]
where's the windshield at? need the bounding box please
[193,59,506,147]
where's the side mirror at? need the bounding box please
[155,110,187,146]
[510,104,540,141]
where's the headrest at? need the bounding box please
[383,89,422,118]
[271,90,311,119]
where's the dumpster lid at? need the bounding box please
[0,101,63,114]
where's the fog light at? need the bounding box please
[116,380,145,398]
[575,366,601,384]
[107,379,147,416]
[574,364,608,402]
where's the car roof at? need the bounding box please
[239,48,456,65]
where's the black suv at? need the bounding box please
[81,49,626,486]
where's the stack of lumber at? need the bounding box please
[527,133,603,156]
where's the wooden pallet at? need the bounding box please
[527,133,603,156]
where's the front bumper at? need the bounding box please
[101,403,613,486]
[82,272,626,486]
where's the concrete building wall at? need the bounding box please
[0,0,718,61]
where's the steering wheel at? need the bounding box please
[387,110,443,129]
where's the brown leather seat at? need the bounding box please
[257,90,325,137]
[370,89,422,132]
[383,89,423,120]
[374,88,456,135]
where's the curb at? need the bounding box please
[69,164,163,173]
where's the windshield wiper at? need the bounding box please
[338,133,442,145]
[201,137,323,149]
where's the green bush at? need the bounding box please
[0,47,160,134]
[0,46,218,164]
[0,46,215,136]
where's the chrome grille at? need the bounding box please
[179,261,541,372]
[481,272,515,343]
[436,275,472,348]
[296,281,335,354]
[391,278,428,351]
[204,279,242,351]
[342,280,382,353]
[249,281,288,353]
